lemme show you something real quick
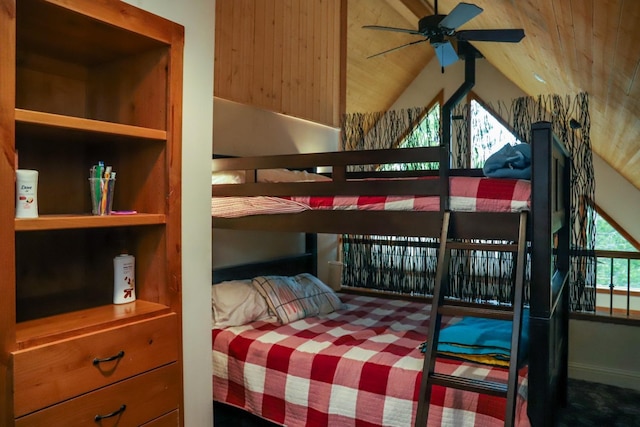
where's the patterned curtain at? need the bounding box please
[340,93,596,312]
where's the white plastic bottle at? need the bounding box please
[113,254,136,304]
[15,169,38,218]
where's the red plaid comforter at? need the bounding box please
[212,294,530,427]
[212,177,531,217]
[289,177,530,212]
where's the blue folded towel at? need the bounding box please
[483,143,532,179]
[420,309,529,367]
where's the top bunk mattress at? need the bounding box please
[211,176,531,218]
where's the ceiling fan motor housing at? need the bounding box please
[418,15,452,37]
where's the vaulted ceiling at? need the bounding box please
[347,0,640,191]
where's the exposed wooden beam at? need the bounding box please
[392,0,433,19]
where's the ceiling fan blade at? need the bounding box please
[432,40,459,67]
[367,39,428,59]
[362,25,422,36]
[439,2,483,30]
[456,29,525,42]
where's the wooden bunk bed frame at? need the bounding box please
[211,121,570,427]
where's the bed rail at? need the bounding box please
[212,146,451,198]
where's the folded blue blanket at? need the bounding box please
[483,143,532,179]
[420,309,529,367]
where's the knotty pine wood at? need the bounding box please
[214,0,344,127]
[347,0,432,114]
[349,0,640,192]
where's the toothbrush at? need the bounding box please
[101,166,112,214]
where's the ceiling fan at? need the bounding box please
[363,1,525,68]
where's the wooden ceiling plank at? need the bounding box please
[570,0,594,91]
[552,0,579,86]
[385,0,430,25]
[398,0,433,18]
[606,0,640,172]
[346,0,429,113]
[614,1,640,97]
[592,0,622,114]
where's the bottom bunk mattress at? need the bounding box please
[212,293,530,427]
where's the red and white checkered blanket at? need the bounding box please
[212,177,530,218]
[212,294,530,427]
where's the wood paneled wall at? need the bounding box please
[214,0,345,128]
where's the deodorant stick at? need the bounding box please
[15,169,38,218]
[113,254,136,304]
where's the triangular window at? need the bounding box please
[469,98,523,168]
[595,211,637,251]
[397,102,440,149]
[379,102,440,171]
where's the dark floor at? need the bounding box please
[558,378,640,427]
[214,378,640,426]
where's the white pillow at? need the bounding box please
[251,273,343,324]
[211,170,246,185]
[258,168,331,183]
[211,164,329,185]
[211,280,275,327]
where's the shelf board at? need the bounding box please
[16,300,172,350]
[16,213,166,231]
[15,109,167,141]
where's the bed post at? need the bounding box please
[528,121,571,427]
[306,233,318,277]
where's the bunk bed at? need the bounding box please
[211,121,570,427]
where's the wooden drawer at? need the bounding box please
[13,313,178,417]
[141,409,180,426]
[15,363,180,427]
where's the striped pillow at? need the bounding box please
[252,273,343,324]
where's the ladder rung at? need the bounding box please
[446,241,519,252]
[438,305,515,320]
[429,373,508,397]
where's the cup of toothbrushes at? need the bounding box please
[89,177,116,215]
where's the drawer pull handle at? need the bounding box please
[95,404,126,421]
[93,350,125,366]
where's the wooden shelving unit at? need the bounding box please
[15,214,166,231]
[0,0,184,425]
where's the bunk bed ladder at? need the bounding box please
[415,210,528,427]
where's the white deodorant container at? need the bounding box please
[15,169,39,218]
[113,254,136,304]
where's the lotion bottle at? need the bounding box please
[15,169,38,218]
[113,254,136,304]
